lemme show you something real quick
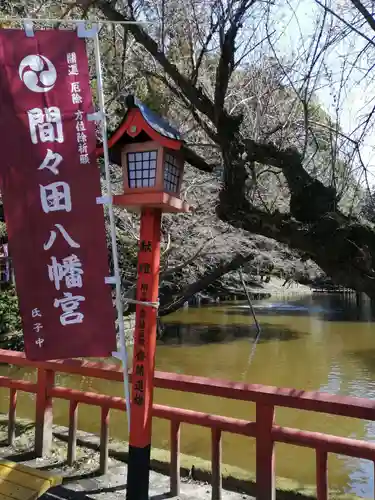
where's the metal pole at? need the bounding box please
[93,33,131,433]
[239,268,261,366]
[239,268,261,336]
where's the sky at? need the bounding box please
[272,0,375,183]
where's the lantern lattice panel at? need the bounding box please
[127,151,158,188]
[164,153,180,192]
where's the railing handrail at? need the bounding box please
[2,372,375,463]
[2,348,375,499]
[1,348,375,420]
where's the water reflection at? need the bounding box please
[1,293,375,496]
[159,323,302,345]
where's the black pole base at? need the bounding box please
[126,444,151,500]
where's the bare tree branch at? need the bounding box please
[314,0,375,47]
[91,0,217,123]
[214,0,255,123]
[350,0,375,34]
[159,252,255,316]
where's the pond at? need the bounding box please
[1,292,375,497]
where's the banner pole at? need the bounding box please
[93,31,131,433]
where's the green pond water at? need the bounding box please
[1,293,375,497]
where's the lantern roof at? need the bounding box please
[129,95,181,142]
[96,95,213,173]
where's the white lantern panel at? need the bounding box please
[127,150,158,188]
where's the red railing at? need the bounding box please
[0,348,375,500]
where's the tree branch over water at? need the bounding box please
[159,252,255,316]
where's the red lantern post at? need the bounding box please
[126,207,161,499]
[97,95,191,500]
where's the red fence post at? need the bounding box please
[35,368,55,457]
[170,420,180,497]
[256,403,275,500]
[100,407,110,475]
[8,388,17,445]
[211,428,222,500]
[316,450,328,500]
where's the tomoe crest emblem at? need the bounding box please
[19,54,57,93]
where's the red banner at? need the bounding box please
[0,29,117,360]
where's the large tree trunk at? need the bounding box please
[218,131,375,296]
